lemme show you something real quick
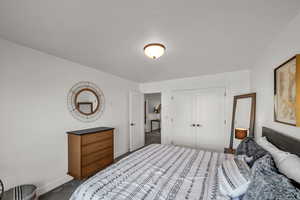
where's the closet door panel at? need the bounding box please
[195,88,226,152]
[171,91,195,148]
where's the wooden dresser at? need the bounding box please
[67,127,114,179]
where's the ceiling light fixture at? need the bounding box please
[144,43,166,59]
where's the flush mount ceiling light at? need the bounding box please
[143,43,166,59]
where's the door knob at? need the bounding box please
[130,123,135,126]
[197,124,202,127]
[191,124,196,127]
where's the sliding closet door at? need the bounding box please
[171,91,196,148]
[194,88,226,152]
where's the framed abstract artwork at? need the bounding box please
[274,55,300,126]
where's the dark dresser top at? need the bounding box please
[67,127,114,135]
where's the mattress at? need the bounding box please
[70,144,233,200]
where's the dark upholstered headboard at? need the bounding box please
[262,127,300,157]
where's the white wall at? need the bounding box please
[250,11,300,139]
[0,39,138,194]
[140,70,251,147]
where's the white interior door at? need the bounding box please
[129,91,144,152]
[171,91,196,148]
[171,88,226,152]
[194,88,226,152]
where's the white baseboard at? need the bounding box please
[37,151,130,196]
[37,175,73,196]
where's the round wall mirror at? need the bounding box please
[68,82,105,122]
[75,88,99,115]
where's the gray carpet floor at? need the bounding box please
[39,179,83,200]
[39,130,160,200]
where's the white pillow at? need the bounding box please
[256,136,300,184]
[218,158,251,198]
[256,137,289,163]
[276,153,300,184]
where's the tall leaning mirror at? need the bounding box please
[227,93,256,153]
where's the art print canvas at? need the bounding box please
[274,56,299,126]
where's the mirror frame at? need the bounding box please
[229,93,256,149]
[74,88,100,116]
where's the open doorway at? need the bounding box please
[144,93,161,145]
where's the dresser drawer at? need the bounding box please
[82,130,113,146]
[82,147,113,167]
[82,155,113,177]
[82,139,112,156]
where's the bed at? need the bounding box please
[70,127,300,200]
[70,144,233,200]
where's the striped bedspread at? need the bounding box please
[70,144,233,200]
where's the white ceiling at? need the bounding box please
[0,0,300,83]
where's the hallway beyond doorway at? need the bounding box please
[144,93,161,146]
[145,130,161,146]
